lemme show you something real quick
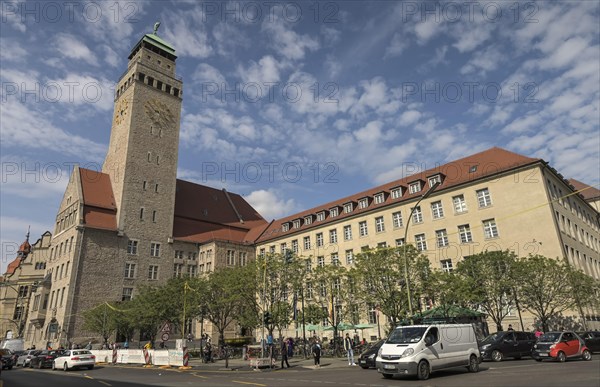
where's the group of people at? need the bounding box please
[309,333,361,368]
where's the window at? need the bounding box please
[152,210,157,222]
[375,216,385,232]
[412,206,423,223]
[188,252,197,260]
[483,219,499,238]
[280,243,287,254]
[293,219,301,229]
[431,201,444,219]
[428,175,441,187]
[122,287,133,301]
[317,212,325,221]
[415,234,427,251]
[453,195,467,213]
[345,249,354,265]
[304,216,313,225]
[436,229,449,247]
[155,184,159,193]
[395,238,405,246]
[303,236,311,250]
[306,282,313,299]
[139,207,144,220]
[316,233,324,247]
[282,223,289,232]
[476,188,492,208]
[344,202,353,213]
[305,258,312,272]
[329,229,338,243]
[291,239,299,253]
[269,245,275,254]
[125,263,136,278]
[317,256,325,267]
[150,243,161,257]
[174,250,184,259]
[227,250,235,265]
[458,224,473,243]
[377,242,387,248]
[368,303,377,324]
[187,265,197,277]
[127,240,138,255]
[331,253,340,266]
[148,265,159,280]
[374,193,385,204]
[441,259,453,273]
[343,225,352,241]
[143,180,147,190]
[359,221,368,237]
[392,211,403,228]
[409,181,422,194]
[391,187,402,199]
[358,198,368,209]
[330,207,339,217]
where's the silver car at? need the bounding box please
[15,350,40,367]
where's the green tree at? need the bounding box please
[456,250,519,331]
[82,302,121,346]
[426,269,471,319]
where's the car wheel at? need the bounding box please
[417,360,430,380]
[582,350,592,361]
[52,362,56,370]
[38,361,43,369]
[468,355,480,373]
[63,362,69,371]
[382,373,393,379]
[491,350,503,362]
[557,351,566,362]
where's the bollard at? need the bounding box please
[179,346,192,370]
[112,348,117,365]
[143,348,152,367]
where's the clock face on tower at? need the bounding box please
[144,99,175,131]
[113,98,129,125]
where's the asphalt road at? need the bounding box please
[1,357,599,387]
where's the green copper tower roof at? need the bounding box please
[141,32,175,56]
[128,22,177,60]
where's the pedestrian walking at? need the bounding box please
[312,339,322,368]
[280,339,290,368]
[344,333,356,366]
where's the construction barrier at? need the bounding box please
[112,348,117,364]
[89,349,183,367]
[183,347,189,367]
[143,348,151,367]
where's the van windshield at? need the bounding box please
[387,327,428,344]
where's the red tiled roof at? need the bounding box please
[4,257,20,276]
[568,179,600,201]
[256,147,541,243]
[79,168,118,230]
[173,179,267,244]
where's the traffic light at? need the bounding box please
[263,312,272,325]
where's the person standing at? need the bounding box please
[312,339,321,368]
[534,327,543,339]
[280,339,290,369]
[507,324,514,331]
[344,333,356,366]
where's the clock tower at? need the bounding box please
[102,24,183,241]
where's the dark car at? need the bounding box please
[577,331,600,353]
[29,350,64,369]
[357,340,385,369]
[0,349,14,370]
[532,331,592,362]
[10,350,25,366]
[479,331,536,361]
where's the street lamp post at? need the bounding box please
[403,181,440,324]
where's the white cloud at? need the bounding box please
[55,33,97,65]
[537,37,590,70]
[262,17,319,61]
[460,46,504,75]
[384,32,409,58]
[192,63,226,85]
[162,7,213,58]
[398,110,422,126]
[243,189,296,219]
[237,55,282,85]
[0,38,27,62]
[354,121,383,142]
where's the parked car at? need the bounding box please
[376,324,481,380]
[29,350,64,369]
[10,350,24,366]
[15,350,40,367]
[53,349,96,371]
[577,331,600,353]
[0,349,14,370]
[479,331,536,361]
[532,331,592,362]
[357,340,385,369]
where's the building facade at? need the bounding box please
[2,30,599,349]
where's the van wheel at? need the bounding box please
[468,355,480,373]
[557,351,566,362]
[582,350,591,361]
[417,360,430,380]
[491,350,503,362]
[382,373,393,379]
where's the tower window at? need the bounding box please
[156,80,163,91]
[143,181,147,190]
[147,152,151,162]
[140,208,144,220]
[173,88,180,97]
[152,210,157,222]
[155,184,159,193]
[138,73,145,82]
[147,76,154,87]
[165,85,171,94]
[156,155,160,165]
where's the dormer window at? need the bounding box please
[330,207,339,218]
[428,174,443,188]
[343,202,354,213]
[316,211,326,221]
[374,192,385,204]
[282,223,289,232]
[293,219,301,229]
[391,187,403,199]
[358,198,369,209]
[409,181,422,194]
[304,215,313,225]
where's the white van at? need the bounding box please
[376,324,481,380]
[1,338,24,352]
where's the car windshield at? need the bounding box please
[538,332,561,342]
[73,350,92,355]
[387,327,427,344]
[481,333,503,345]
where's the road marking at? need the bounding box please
[97,381,112,386]
[232,381,267,386]
[191,373,208,379]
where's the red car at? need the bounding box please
[532,331,592,362]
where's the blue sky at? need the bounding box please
[1,1,599,273]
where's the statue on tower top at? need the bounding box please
[153,21,161,35]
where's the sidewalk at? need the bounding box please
[188,355,357,371]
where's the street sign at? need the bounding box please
[161,333,170,342]
[161,322,171,333]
